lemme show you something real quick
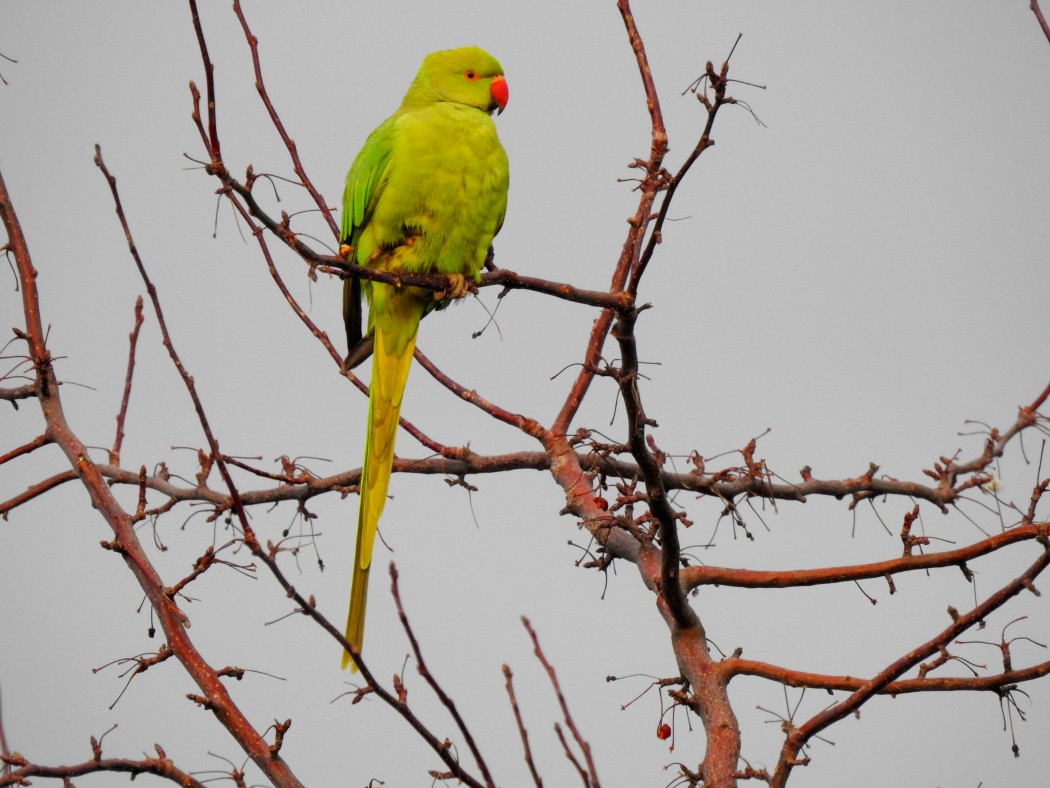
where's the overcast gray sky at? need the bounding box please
[3,2,1050,786]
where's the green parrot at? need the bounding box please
[340,46,509,670]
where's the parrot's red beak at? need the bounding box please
[490,75,508,115]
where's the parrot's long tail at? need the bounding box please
[343,285,424,671]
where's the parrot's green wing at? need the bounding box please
[341,46,509,671]
[341,118,396,358]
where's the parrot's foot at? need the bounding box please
[436,273,469,301]
[339,243,354,259]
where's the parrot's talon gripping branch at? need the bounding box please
[434,273,470,301]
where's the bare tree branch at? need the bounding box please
[770,541,1050,787]
[0,746,207,788]
[1033,0,1050,45]
[523,617,601,788]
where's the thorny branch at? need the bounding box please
[0,746,207,788]
[730,655,1050,695]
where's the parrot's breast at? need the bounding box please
[369,103,509,279]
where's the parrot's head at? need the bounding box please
[409,46,508,116]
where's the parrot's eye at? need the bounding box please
[464,70,478,80]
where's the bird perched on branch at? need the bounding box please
[339,46,510,670]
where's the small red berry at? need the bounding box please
[656,723,671,740]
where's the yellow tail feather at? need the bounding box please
[343,286,422,671]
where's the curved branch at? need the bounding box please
[414,347,547,437]
[682,522,1050,591]
[616,0,667,165]
[729,655,1050,695]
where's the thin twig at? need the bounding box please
[550,0,670,436]
[1032,0,1050,45]
[502,665,544,787]
[413,347,546,436]
[186,0,219,153]
[389,565,493,788]
[231,0,339,237]
[110,296,143,465]
[627,56,730,294]
[522,617,600,788]
[0,687,9,776]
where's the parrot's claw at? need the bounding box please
[436,273,469,301]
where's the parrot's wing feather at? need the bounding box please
[343,331,375,371]
[341,117,398,354]
[340,118,397,243]
[342,276,365,356]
